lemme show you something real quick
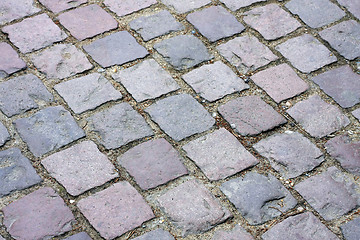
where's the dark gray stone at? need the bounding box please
[341,217,360,240]
[0,123,10,147]
[134,229,175,240]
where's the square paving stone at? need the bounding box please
[295,166,360,220]
[254,131,324,179]
[219,0,266,11]
[219,96,287,136]
[112,59,179,102]
[319,20,360,60]
[133,229,174,240]
[145,94,215,141]
[55,73,122,114]
[212,224,254,240]
[104,0,157,17]
[287,95,350,138]
[161,0,211,13]
[2,14,67,53]
[0,74,53,117]
[154,35,213,71]
[187,6,245,42]
[83,31,149,68]
[77,181,155,240]
[0,148,42,197]
[2,187,75,240]
[337,0,360,19]
[353,108,360,121]
[0,122,10,147]
[341,217,360,240]
[158,180,231,236]
[86,103,153,149]
[220,172,297,225]
[285,0,345,28]
[39,0,87,13]
[276,34,337,73]
[130,10,184,41]
[31,44,93,80]
[217,35,278,74]
[64,232,92,240]
[0,0,40,25]
[0,42,26,79]
[183,128,258,181]
[42,141,118,196]
[14,106,85,157]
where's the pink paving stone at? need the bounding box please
[104,0,157,17]
[118,138,188,190]
[287,95,350,138]
[219,0,266,11]
[2,187,75,240]
[39,0,87,13]
[183,128,258,181]
[212,225,254,240]
[2,14,67,53]
[0,42,26,79]
[161,0,211,14]
[77,181,155,240]
[0,0,40,25]
[64,232,92,240]
[353,108,360,121]
[251,64,309,103]
[337,0,360,19]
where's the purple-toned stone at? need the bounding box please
[133,229,175,240]
[64,232,92,240]
[341,217,360,240]
[0,42,26,79]
[161,0,211,13]
[212,225,254,240]
[77,181,155,240]
[219,0,266,11]
[39,0,87,13]
[337,0,360,19]
[83,31,149,68]
[104,0,157,17]
[0,123,10,147]
[158,180,231,236]
[0,0,40,25]
[2,187,75,240]
[353,108,360,121]
[14,106,85,157]
[287,95,350,138]
[0,148,42,197]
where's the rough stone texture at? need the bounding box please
[0,74,53,117]
[353,108,360,121]
[341,217,360,240]
[83,31,149,68]
[86,103,153,149]
[285,0,345,28]
[219,96,287,136]
[161,0,211,13]
[0,42,26,79]
[276,34,337,73]
[337,0,360,19]
[39,0,87,13]
[0,0,40,25]
[183,128,258,181]
[146,94,215,141]
[212,225,254,240]
[112,59,179,102]
[295,166,360,221]
[319,20,360,60]
[0,123,10,147]
[77,181,155,240]
[158,180,231,236]
[287,95,350,138]
[217,35,278,74]
[219,0,266,11]
[2,187,75,240]
[55,73,122,114]
[118,138,188,190]
[0,148,42,197]
[221,172,297,225]
[42,141,118,196]
[104,0,157,17]
[14,106,85,157]
[130,10,184,41]
[251,64,308,103]
[31,44,93,80]
[254,131,324,179]
[154,35,213,71]
[312,65,360,108]
[2,14,67,53]
[133,229,175,240]
[64,232,92,240]
[243,4,301,40]
[187,6,245,42]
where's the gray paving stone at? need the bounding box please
[0,236,4,240]
[0,122,10,147]
[2,187,75,240]
[64,232,91,240]
[86,103,153,149]
[133,229,175,240]
[0,42,26,79]
[341,217,360,240]
[104,0,157,17]
[353,108,360,121]
[112,59,179,102]
[39,0,87,13]
[183,128,258,181]
[161,0,211,13]
[0,148,42,197]
[154,35,213,71]
[254,131,324,179]
[219,0,266,11]
[77,181,155,240]
[0,74,53,117]
[55,73,122,114]
[212,225,253,240]
[146,94,215,141]
[220,172,297,225]
[158,180,231,236]
[219,96,287,136]
[337,0,360,19]
[287,95,350,138]
[14,106,85,157]
[0,0,40,25]
[276,34,337,73]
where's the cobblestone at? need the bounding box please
[353,108,360,121]
[0,42,26,79]
[0,123,10,147]
[39,0,87,13]
[161,0,211,14]
[64,232,92,240]
[0,0,40,25]
[212,224,254,240]
[133,229,175,240]
[219,0,266,11]
[104,0,157,17]
[337,0,360,19]
[340,217,360,240]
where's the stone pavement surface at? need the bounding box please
[0,0,359,239]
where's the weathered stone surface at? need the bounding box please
[64,232,92,240]
[219,0,266,11]
[133,229,175,240]
[341,217,360,240]
[0,0,40,25]
[353,108,360,121]
[146,94,215,141]
[55,73,122,114]
[78,181,155,240]
[154,35,213,71]
[161,0,211,13]
[183,128,258,180]
[39,0,87,13]
[287,95,350,138]
[212,225,254,240]
[2,187,75,240]
[14,106,85,157]
[0,42,26,79]
[0,122,10,147]
[104,0,157,17]
[158,180,231,236]
[337,0,360,19]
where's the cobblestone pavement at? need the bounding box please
[0,0,360,239]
